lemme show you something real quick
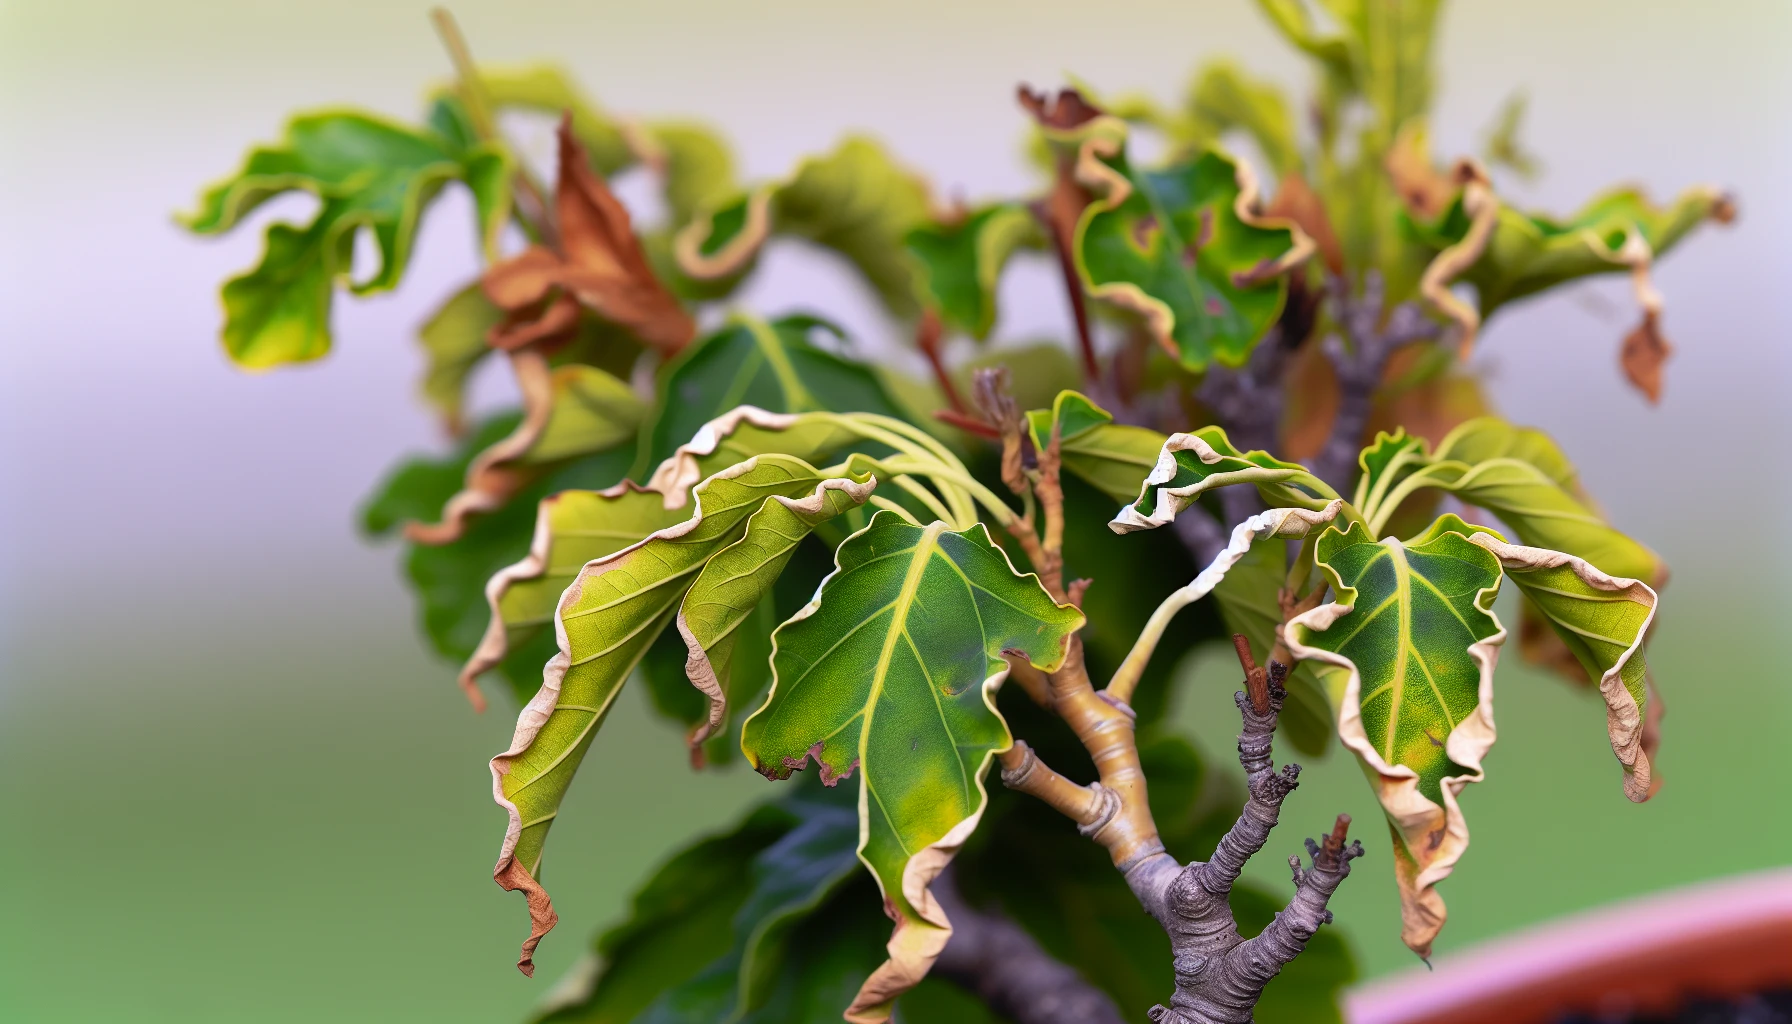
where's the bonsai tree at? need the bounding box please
[180,3,1729,1021]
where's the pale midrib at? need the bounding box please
[860,523,946,862]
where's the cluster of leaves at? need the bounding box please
[179,0,1724,1020]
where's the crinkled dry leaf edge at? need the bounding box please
[1283,541,1504,959]
[674,475,879,747]
[407,348,554,546]
[487,455,784,975]
[1470,532,1658,802]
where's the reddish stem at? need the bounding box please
[917,308,969,414]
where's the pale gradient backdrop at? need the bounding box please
[2,1,1790,1021]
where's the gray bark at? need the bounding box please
[1309,271,1445,494]
[1126,665,1365,1024]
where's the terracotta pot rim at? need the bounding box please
[1345,866,1792,1024]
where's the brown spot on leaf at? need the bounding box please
[1385,124,1458,221]
[1131,213,1159,250]
[1620,310,1672,403]
[1423,728,1445,749]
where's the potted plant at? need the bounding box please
[180,2,1739,1020]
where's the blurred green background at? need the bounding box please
[2,0,1789,1021]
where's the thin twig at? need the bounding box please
[429,7,557,248]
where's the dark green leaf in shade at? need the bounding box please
[905,204,1043,340]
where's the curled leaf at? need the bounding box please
[418,282,504,435]
[180,102,511,368]
[905,204,1044,340]
[1072,121,1314,370]
[1025,390,1168,503]
[1469,532,1658,802]
[1284,516,1507,959]
[483,116,695,355]
[1111,427,1338,533]
[674,137,934,316]
[489,456,869,974]
[406,353,645,545]
[678,477,875,750]
[740,514,1085,1022]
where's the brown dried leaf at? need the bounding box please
[1385,123,1459,222]
[1266,172,1343,274]
[482,116,694,356]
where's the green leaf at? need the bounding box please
[470,63,633,174]
[532,801,800,1024]
[180,104,510,368]
[490,456,873,975]
[1183,60,1302,177]
[643,120,741,227]
[1407,182,1732,319]
[408,355,649,547]
[459,481,685,701]
[1112,426,1341,533]
[1470,532,1659,802]
[678,477,875,751]
[1074,128,1309,371]
[416,282,503,434]
[674,137,934,316]
[1284,515,1506,959]
[905,204,1043,339]
[636,314,909,478]
[1356,420,1665,586]
[637,789,865,1022]
[740,513,1085,1020]
[362,414,636,706]
[1253,0,1357,92]
[1026,390,1170,503]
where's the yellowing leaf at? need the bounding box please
[1285,516,1505,959]
[1025,390,1169,503]
[740,514,1084,1022]
[407,354,646,546]
[1469,533,1658,802]
[490,456,872,975]
[180,102,511,368]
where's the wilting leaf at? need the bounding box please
[1355,419,1665,586]
[1253,0,1356,94]
[474,63,636,175]
[1285,515,1506,959]
[678,477,874,750]
[406,352,647,545]
[1470,533,1658,802]
[490,456,874,975]
[1183,60,1302,178]
[1074,125,1310,371]
[483,116,695,355]
[905,204,1043,340]
[676,137,934,316]
[741,513,1085,1022]
[417,281,504,434]
[459,481,684,705]
[1111,426,1339,533]
[1405,181,1732,320]
[180,101,511,367]
[642,408,878,510]
[1025,390,1168,503]
[637,314,908,477]
[363,413,637,706]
